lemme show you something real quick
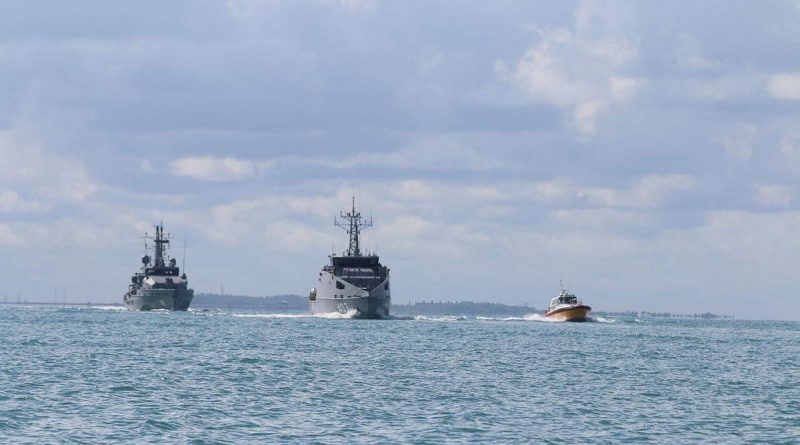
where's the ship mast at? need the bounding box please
[152,223,170,268]
[335,196,372,256]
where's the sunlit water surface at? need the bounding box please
[1,306,798,443]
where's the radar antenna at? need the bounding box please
[334,196,372,256]
[147,222,170,268]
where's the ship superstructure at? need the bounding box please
[310,198,390,318]
[124,223,193,311]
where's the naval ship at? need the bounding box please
[309,198,390,318]
[124,223,194,311]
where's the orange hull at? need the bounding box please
[544,305,591,322]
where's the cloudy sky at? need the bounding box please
[1,0,800,318]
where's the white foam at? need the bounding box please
[525,313,558,322]
[90,305,127,311]
[383,314,414,320]
[312,309,360,319]
[590,316,616,324]
[231,313,310,319]
[413,315,467,322]
[475,313,562,322]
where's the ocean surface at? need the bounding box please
[1,306,798,444]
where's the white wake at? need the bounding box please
[476,313,562,322]
[312,309,360,319]
[89,305,127,311]
[231,313,310,319]
[590,316,616,324]
[413,315,468,322]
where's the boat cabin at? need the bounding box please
[550,290,578,308]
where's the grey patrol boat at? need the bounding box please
[309,198,390,318]
[124,223,194,311]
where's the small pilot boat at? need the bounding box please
[544,285,591,322]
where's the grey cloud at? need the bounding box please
[1,1,800,318]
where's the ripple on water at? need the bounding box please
[1,307,799,443]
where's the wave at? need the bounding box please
[413,315,468,322]
[521,313,563,322]
[312,309,360,319]
[476,313,561,322]
[231,313,310,319]
[221,311,617,323]
[476,313,617,323]
[383,314,414,320]
[231,310,395,319]
[89,305,127,311]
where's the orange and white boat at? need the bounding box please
[544,286,591,322]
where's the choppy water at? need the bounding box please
[1,306,798,444]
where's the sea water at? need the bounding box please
[1,306,798,443]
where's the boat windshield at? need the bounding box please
[560,295,577,304]
[551,292,578,307]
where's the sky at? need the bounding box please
[1,0,800,319]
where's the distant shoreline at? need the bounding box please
[0,293,733,319]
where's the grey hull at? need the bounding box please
[124,289,194,311]
[310,294,390,319]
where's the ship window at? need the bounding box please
[336,281,345,290]
[343,268,375,277]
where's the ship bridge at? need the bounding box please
[326,255,388,291]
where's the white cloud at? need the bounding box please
[572,100,605,136]
[0,224,24,246]
[140,159,154,173]
[722,123,757,161]
[546,208,654,232]
[668,34,722,72]
[0,189,49,213]
[780,126,800,169]
[503,26,643,138]
[377,215,434,239]
[0,214,142,249]
[334,0,375,12]
[327,140,504,172]
[194,193,335,248]
[576,175,696,209]
[170,156,268,181]
[179,143,504,176]
[754,183,793,208]
[685,73,761,102]
[767,73,800,100]
[367,175,696,213]
[0,129,97,208]
[680,54,721,71]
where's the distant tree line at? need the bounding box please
[593,310,733,319]
[190,293,733,319]
[393,301,537,317]
[193,293,307,310]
